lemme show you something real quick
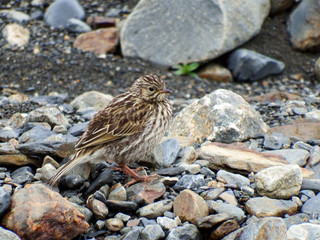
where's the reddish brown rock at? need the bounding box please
[197,63,233,82]
[73,28,119,56]
[210,219,240,240]
[2,183,89,240]
[173,189,209,225]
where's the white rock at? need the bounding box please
[169,89,268,143]
[70,91,113,111]
[3,23,30,47]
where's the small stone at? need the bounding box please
[106,218,124,231]
[11,166,34,184]
[180,163,201,174]
[152,139,180,167]
[284,213,310,228]
[39,163,57,182]
[108,183,127,201]
[66,18,91,33]
[140,224,165,240]
[197,63,233,82]
[70,91,113,112]
[177,146,197,164]
[255,164,302,199]
[216,170,250,188]
[85,168,113,195]
[122,227,142,240]
[137,200,173,219]
[114,213,131,222]
[197,213,231,229]
[174,174,205,191]
[0,154,40,167]
[239,216,287,240]
[127,219,140,227]
[157,166,185,176]
[200,167,216,178]
[173,189,209,225]
[0,187,11,218]
[263,133,290,150]
[309,146,320,166]
[219,190,238,206]
[208,201,245,222]
[53,125,67,134]
[95,220,105,230]
[245,197,298,217]
[265,149,310,166]
[166,223,201,240]
[73,28,119,57]
[127,180,166,205]
[44,0,85,28]
[1,10,30,22]
[301,193,320,217]
[86,196,109,220]
[201,188,225,200]
[60,174,85,189]
[105,200,138,212]
[210,219,240,240]
[156,216,177,230]
[287,223,320,240]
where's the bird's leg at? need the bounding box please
[112,164,158,187]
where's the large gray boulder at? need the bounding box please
[120,0,270,66]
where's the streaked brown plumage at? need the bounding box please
[49,75,173,186]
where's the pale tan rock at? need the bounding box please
[73,28,118,56]
[106,218,124,231]
[7,113,28,128]
[86,195,109,220]
[245,197,298,217]
[1,183,89,240]
[3,23,30,47]
[0,154,40,167]
[198,142,288,173]
[173,189,209,224]
[70,90,113,111]
[197,63,233,82]
[109,183,127,201]
[255,164,302,199]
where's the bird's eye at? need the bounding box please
[148,87,154,92]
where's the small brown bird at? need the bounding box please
[49,75,173,186]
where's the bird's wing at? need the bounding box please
[75,97,150,150]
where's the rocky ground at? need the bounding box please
[1,0,320,240]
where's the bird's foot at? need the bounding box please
[112,164,158,187]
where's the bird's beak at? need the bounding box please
[160,88,172,94]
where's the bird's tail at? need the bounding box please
[48,151,88,186]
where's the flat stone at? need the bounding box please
[173,189,209,225]
[0,10,30,22]
[255,164,302,199]
[0,154,40,167]
[11,166,34,185]
[301,193,320,217]
[127,180,166,205]
[105,200,138,212]
[66,18,91,33]
[197,63,233,82]
[245,197,298,217]
[166,223,201,240]
[216,170,250,188]
[157,166,185,176]
[151,138,180,167]
[264,149,310,166]
[170,89,268,143]
[137,200,173,219]
[239,216,287,240]
[197,213,231,229]
[198,142,288,173]
[208,201,245,222]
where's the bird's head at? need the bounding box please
[130,75,172,102]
